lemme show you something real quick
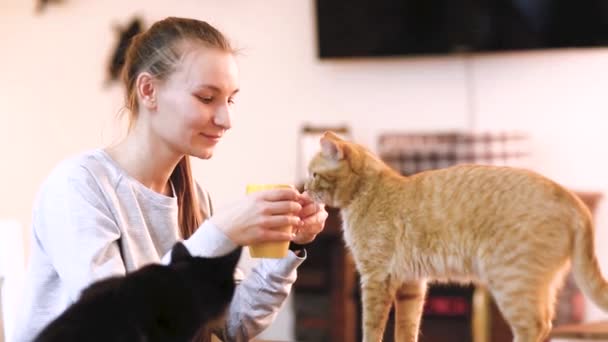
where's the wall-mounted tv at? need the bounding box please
[316,0,608,58]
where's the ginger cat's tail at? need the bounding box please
[571,212,608,311]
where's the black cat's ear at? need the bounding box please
[320,132,345,161]
[222,247,243,269]
[171,242,192,263]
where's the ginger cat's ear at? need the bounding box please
[322,130,343,141]
[320,134,345,160]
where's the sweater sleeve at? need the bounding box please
[222,251,305,341]
[180,184,308,341]
[33,165,126,301]
[169,219,305,340]
[161,220,239,263]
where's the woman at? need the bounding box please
[14,16,327,342]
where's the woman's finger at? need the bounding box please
[255,227,293,242]
[257,188,300,202]
[302,211,328,230]
[299,202,322,218]
[298,191,315,205]
[262,201,302,215]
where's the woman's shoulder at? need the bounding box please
[40,149,122,195]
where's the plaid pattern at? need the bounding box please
[378,131,530,175]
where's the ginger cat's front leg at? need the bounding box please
[393,281,427,342]
[361,275,395,342]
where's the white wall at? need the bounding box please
[1,0,608,339]
[472,50,608,321]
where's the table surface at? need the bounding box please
[551,320,608,339]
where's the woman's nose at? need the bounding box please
[213,105,232,129]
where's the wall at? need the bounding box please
[473,50,608,321]
[1,0,608,339]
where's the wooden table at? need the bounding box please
[551,320,608,341]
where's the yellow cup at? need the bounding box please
[246,184,294,258]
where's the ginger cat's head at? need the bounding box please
[304,131,386,208]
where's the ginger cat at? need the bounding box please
[304,131,608,342]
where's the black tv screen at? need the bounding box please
[316,0,608,58]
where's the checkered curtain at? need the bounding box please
[377,132,529,175]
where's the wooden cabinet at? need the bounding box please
[293,207,357,342]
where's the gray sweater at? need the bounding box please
[12,149,304,342]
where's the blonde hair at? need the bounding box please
[122,17,234,239]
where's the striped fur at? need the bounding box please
[305,131,608,342]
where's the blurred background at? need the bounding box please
[1,0,608,341]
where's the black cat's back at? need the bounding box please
[34,276,137,341]
[34,243,242,342]
[34,266,165,342]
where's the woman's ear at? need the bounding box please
[135,72,157,110]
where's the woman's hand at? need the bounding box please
[292,192,328,245]
[210,188,303,246]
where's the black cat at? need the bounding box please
[34,242,242,342]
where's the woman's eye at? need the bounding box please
[195,95,213,104]
[228,97,236,105]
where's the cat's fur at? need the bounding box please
[34,242,241,342]
[305,131,608,342]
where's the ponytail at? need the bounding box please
[170,156,203,239]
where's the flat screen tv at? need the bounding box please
[316,0,608,58]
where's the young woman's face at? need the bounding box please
[153,45,239,160]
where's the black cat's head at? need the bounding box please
[169,242,242,323]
